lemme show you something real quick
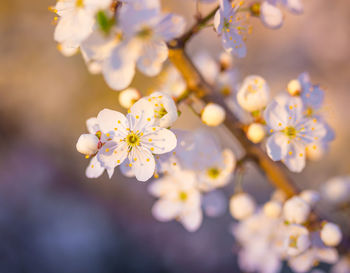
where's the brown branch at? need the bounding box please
[168,48,298,197]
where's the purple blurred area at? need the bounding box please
[0,0,349,272]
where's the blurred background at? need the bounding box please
[0,0,349,272]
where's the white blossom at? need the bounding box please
[237,75,270,112]
[230,193,256,220]
[201,103,226,127]
[76,133,99,155]
[321,176,350,204]
[96,99,177,181]
[247,123,266,143]
[149,170,202,232]
[299,190,320,206]
[263,200,282,218]
[320,223,342,247]
[283,196,310,224]
[283,224,310,256]
[118,88,141,109]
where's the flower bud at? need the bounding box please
[247,123,266,143]
[283,196,310,224]
[229,193,256,220]
[119,88,141,109]
[76,134,99,155]
[321,176,350,204]
[263,200,282,218]
[237,75,270,112]
[287,79,301,96]
[219,52,233,70]
[299,190,320,206]
[321,223,342,247]
[201,103,226,127]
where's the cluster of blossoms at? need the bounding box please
[231,189,343,273]
[51,0,349,272]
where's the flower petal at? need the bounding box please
[283,141,306,172]
[266,133,289,161]
[86,117,100,134]
[142,128,177,154]
[179,208,203,232]
[155,13,186,41]
[260,1,284,29]
[97,141,128,169]
[152,199,182,221]
[129,146,156,182]
[85,156,105,178]
[97,108,128,135]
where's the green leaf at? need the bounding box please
[96,10,115,35]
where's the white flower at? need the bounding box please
[263,200,282,218]
[230,193,256,220]
[53,0,112,47]
[96,99,177,181]
[214,0,250,58]
[57,42,79,57]
[237,75,270,112]
[320,176,350,204]
[149,170,202,232]
[103,3,185,90]
[197,149,236,192]
[284,224,310,256]
[201,103,226,126]
[283,196,310,224]
[247,123,266,143]
[264,96,326,172]
[118,88,141,109]
[193,51,220,85]
[299,190,320,207]
[76,133,99,155]
[298,72,324,113]
[143,91,178,128]
[320,223,342,247]
[288,232,339,273]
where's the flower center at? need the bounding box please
[155,107,168,119]
[306,107,313,117]
[284,126,297,138]
[75,0,84,8]
[126,132,140,147]
[207,167,220,179]
[289,235,298,248]
[179,191,188,201]
[137,26,153,39]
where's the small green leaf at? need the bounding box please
[96,10,115,34]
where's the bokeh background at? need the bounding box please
[0,0,349,272]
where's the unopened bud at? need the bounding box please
[76,134,99,155]
[321,223,342,247]
[119,88,141,109]
[229,193,256,220]
[287,79,302,96]
[201,103,226,127]
[247,123,266,143]
[263,200,282,218]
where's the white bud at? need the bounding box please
[299,190,320,206]
[283,196,310,224]
[76,134,99,155]
[263,200,282,218]
[284,224,310,256]
[229,193,256,220]
[287,79,301,96]
[119,88,141,109]
[237,75,270,112]
[271,189,287,203]
[201,103,226,127]
[219,52,233,69]
[247,123,266,143]
[321,223,342,247]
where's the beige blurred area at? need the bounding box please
[0,0,350,271]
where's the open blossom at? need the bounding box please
[197,149,236,191]
[264,96,326,172]
[96,99,177,181]
[53,0,112,48]
[77,117,114,179]
[149,170,203,232]
[237,75,270,112]
[283,224,310,256]
[103,2,185,90]
[214,0,251,58]
[142,91,178,128]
